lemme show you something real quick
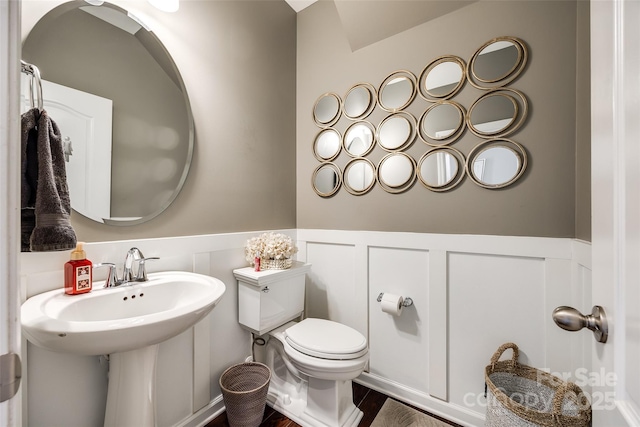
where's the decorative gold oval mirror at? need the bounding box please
[313,129,342,162]
[377,70,417,112]
[343,83,377,120]
[23,1,194,226]
[377,152,416,193]
[467,88,528,138]
[418,101,466,146]
[466,139,527,189]
[417,147,466,192]
[343,121,376,157]
[343,158,376,195]
[312,162,342,197]
[418,55,466,101]
[468,36,528,89]
[376,112,417,152]
[313,92,341,127]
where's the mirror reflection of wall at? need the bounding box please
[343,121,375,157]
[312,163,342,197]
[344,158,376,195]
[23,2,193,225]
[467,139,527,188]
[378,71,417,112]
[313,93,341,126]
[468,37,527,89]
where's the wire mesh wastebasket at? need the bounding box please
[219,362,271,427]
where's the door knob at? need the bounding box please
[552,305,608,343]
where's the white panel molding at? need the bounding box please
[192,253,212,412]
[428,249,448,400]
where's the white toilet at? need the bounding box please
[233,262,369,427]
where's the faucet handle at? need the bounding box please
[94,262,118,288]
[136,257,160,281]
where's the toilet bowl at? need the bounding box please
[233,263,369,427]
[263,318,368,427]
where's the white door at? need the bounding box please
[0,1,22,426]
[591,0,640,425]
[20,78,113,223]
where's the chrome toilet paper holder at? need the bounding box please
[377,292,413,307]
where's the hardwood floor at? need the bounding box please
[206,382,462,427]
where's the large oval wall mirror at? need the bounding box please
[343,121,376,157]
[467,88,528,138]
[377,152,416,193]
[313,129,342,161]
[419,56,466,101]
[22,1,194,226]
[417,147,465,192]
[312,162,342,197]
[468,36,528,89]
[313,92,342,127]
[343,83,376,120]
[343,158,376,195]
[378,70,417,112]
[466,139,527,189]
[418,101,466,146]
[377,112,417,152]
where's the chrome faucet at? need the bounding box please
[94,247,159,288]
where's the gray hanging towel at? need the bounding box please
[21,108,77,252]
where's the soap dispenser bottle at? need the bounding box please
[64,242,93,295]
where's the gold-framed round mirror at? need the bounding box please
[313,92,342,127]
[467,36,528,89]
[377,152,416,194]
[418,100,466,146]
[343,120,376,157]
[417,147,466,192]
[312,162,342,197]
[377,70,417,113]
[22,0,194,226]
[343,158,376,195]
[418,55,466,101]
[313,128,342,162]
[376,112,417,152]
[467,88,528,138]
[465,138,527,189]
[343,83,377,120]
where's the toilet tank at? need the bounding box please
[234,262,311,336]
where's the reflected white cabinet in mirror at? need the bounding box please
[343,83,377,120]
[417,147,466,192]
[377,70,417,112]
[466,139,527,189]
[343,158,376,195]
[23,1,194,226]
[313,92,342,127]
[467,36,528,89]
[312,162,342,197]
[419,56,466,101]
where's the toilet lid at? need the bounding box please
[285,318,368,360]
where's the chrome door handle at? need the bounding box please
[552,305,608,343]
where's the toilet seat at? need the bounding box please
[284,318,367,360]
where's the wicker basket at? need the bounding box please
[260,258,293,270]
[485,343,591,426]
[220,362,271,427]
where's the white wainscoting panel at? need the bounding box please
[369,247,430,393]
[297,230,590,427]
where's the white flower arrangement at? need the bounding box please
[245,232,298,265]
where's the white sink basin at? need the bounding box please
[21,271,226,356]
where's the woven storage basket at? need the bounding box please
[260,258,293,270]
[485,343,591,427]
[220,362,271,427]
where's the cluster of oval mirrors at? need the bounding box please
[311,36,529,197]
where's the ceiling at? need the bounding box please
[284,0,317,12]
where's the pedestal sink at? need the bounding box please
[21,271,226,427]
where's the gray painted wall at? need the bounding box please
[296,0,591,239]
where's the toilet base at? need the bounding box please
[267,378,363,427]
